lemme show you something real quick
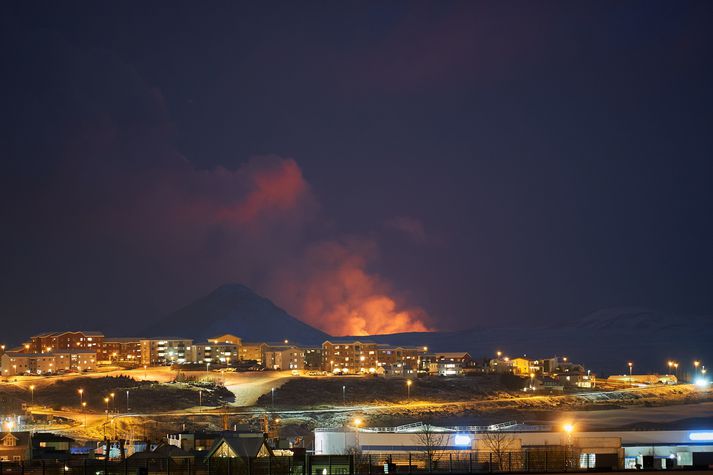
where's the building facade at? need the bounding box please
[23,331,104,355]
[140,338,193,365]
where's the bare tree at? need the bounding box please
[415,423,447,471]
[480,430,517,471]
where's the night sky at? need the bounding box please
[1,1,712,341]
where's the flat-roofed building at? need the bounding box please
[240,342,268,364]
[264,345,305,370]
[322,340,380,374]
[1,350,96,375]
[99,337,142,364]
[140,338,193,365]
[189,342,240,365]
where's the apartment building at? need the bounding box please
[1,350,96,375]
[99,337,142,364]
[140,338,193,365]
[321,341,380,374]
[263,345,305,370]
[240,342,269,364]
[189,342,240,365]
[24,331,104,354]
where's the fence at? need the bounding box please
[0,450,625,475]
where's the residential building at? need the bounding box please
[303,347,322,370]
[167,429,264,452]
[140,338,193,365]
[1,350,96,376]
[210,334,243,346]
[0,431,31,461]
[98,337,142,364]
[428,352,472,376]
[321,341,380,374]
[240,343,269,365]
[205,436,272,460]
[189,342,240,365]
[23,331,104,355]
[377,346,425,368]
[264,346,305,370]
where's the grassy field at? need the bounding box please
[0,375,235,413]
[256,375,518,407]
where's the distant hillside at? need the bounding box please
[143,284,330,344]
[360,307,713,375]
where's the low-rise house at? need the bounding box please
[205,436,272,460]
[0,431,31,461]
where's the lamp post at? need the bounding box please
[342,385,346,406]
[563,423,574,468]
[694,361,701,381]
[407,379,412,400]
[353,418,363,450]
[110,392,115,413]
[271,387,275,408]
[104,397,110,421]
[199,390,202,411]
[530,373,535,390]
[78,388,84,407]
[627,362,633,388]
[143,365,147,380]
[29,384,35,405]
[81,401,87,427]
[126,390,130,413]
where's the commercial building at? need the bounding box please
[140,338,193,365]
[314,423,713,470]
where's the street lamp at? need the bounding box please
[104,397,110,421]
[81,401,87,427]
[29,384,35,404]
[199,389,203,411]
[627,362,633,387]
[342,385,346,405]
[694,361,701,380]
[78,388,84,406]
[271,387,275,408]
[530,373,535,390]
[110,393,115,413]
[126,390,130,413]
[407,380,412,399]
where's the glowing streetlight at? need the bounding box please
[110,392,115,413]
[78,388,84,406]
[271,387,275,408]
[29,384,35,404]
[104,397,110,421]
[496,351,502,358]
[82,401,87,427]
[563,423,574,434]
[353,418,362,428]
[530,373,536,390]
[694,361,701,379]
[628,362,633,387]
[407,379,412,399]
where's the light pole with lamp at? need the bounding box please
[271,387,275,408]
[78,388,84,407]
[342,385,346,406]
[627,362,633,388]
[29,385,35,405]
[110,392,115,413]
[104,397,110,421]
[82,401,87,427]
[563,423,574,469]
[694,361,701,381]
[126,390,130,412]
[407,379,412,400]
